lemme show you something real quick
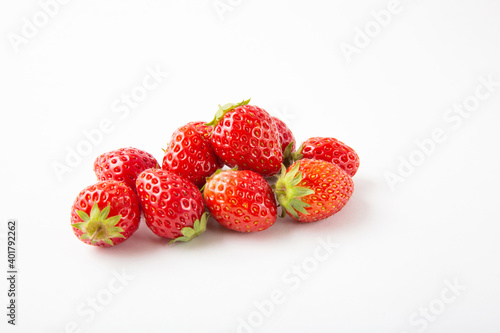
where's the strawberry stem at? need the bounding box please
[90,225,102,244]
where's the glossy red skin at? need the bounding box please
[136,169,205,239]
[94,147,158,191]
[272,117,296,153]
[211,105,283,177]
[162,121,223,188]
[289,159,354,223]
[193,121,215,141]
[71,180,141,247]
[204,170,277,232]
[301,137,360,177]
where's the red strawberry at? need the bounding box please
[275,159,354,222]
[204,169,277,232]
[207,99,283,177]
[272,116,296,153]
[94,147,158,190]
[296,137,360,177]
[162,121,223,188]
[272,116,297,168]
[136,168,207,243]
[71,180,141,247]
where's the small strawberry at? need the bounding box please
[207,99,283,177]
[275,159,354,223]
[295,137,360,177]
[136,168,207,243]
[272,116,296,153]
[71,180,141,247]
[203,169,277,232]
[94,147,159,191]
[272,116,296,167]
[162,121,223,188]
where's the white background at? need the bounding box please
[1,0,500,332]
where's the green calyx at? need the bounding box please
[292,142,304,161]
[72,203,124,246]
[204,99,251,127]
[169,212,210,244]
[282,141,295,168]
[282,142,305,169]
[274,162,315,219]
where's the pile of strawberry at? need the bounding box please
[70,99,360,247]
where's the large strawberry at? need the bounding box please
[136,168,207,243]
[275,159,354,222]
[71,180,141,247]
[207,99,283,177]
[203,169,277,232]
[162,121,223,188]
[295,137,360,177]
[94,147,158,190]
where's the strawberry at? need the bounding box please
[275,159,354,222]
[162,121,223,188]
[295,137,360,177]
[71,180,141,247]
[136,168,207,243]
[207,99,283,177]
[94,147,159,191]
[272,116,296,154]
[272,116,297,167]
[203,169,277,232]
